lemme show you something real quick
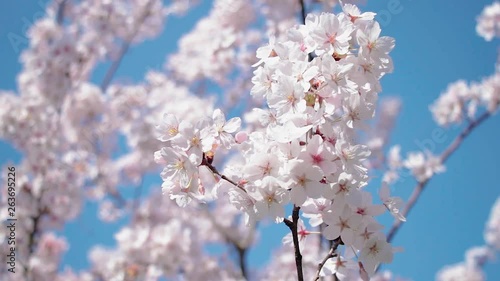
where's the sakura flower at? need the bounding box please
[28,233,68,274]
[171,119,207,163]
[266,121,312,143]
[248,108,278,127]
[430,80,470,126]
[302,198,332,227]
[335,139,371,180]
[267,75,307,117]
[355,222,385,249]
[330,172,362,203]
[156,147,198,187]
[436,262,485,281]
[403,151,445,182]
[343,92,373,128]
[323,206,363,245]
[299,134,337,175]
[309,13,354,56]
[253,36,279,67]
[479,72,500,113]
[244,153,281,181]
[202,108,241,150]
[320,254,357,280]
[465,246,495,267]
[285,160,331,206]
[272,40,308,62]
[476,2,500,41]
[359,237,394,275]
[342,4,376,24]
[254,176,290,223]
[290,61,319,92]
[226,185,257,226]
[357,22,395,63]
[282,218,310,248]
[387,145,402,169]
[251,66,275,99]
[162,177,199,207]
[321,55,357,97]
[379,182,406,222]
[156,113,180,141]
[350,192,385,221]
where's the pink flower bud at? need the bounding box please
[235,131,248,144]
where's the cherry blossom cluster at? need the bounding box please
[154,108,240,206]
[73,0,168,47]
[167,0,258,84]
[476,1,500,42]
[261,221,407,281]
[258,0,300,39]
[436,247,491,281]
[382,68,500,187]
[383,145,445,184]
[0,231,68,281]
[0,1,209,279]
[381,0,500,193]
[429,73,500,127]
[156,4,403,277]
[0,167,78,281]
[50,192,253,281]
[86,194,250,280]
[1,0,499,280]
[258,0,364,39]
[430,2,500,127]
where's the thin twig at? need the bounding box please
[237,246,248,280]
[22,184,48,281]
[313,238,341,281]
[284,206,304,281]
[100,42,130,91]
[202,206,250,280]
[100,0,155,91]
[386,111,492,243]
[24,212,42,280]
[132,177,145,214]
[56,0,67,24]
[299,0,307,24]
[299,0,315,62]
[201,156,247,193]
[318,224,324,279]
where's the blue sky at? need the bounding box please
[1,0,500,280]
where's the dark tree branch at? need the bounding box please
[201,155,247,193]
[298,0,314,62]
[284,205,304,281]
[100,42,130,91]
[56,0,67,24]
[299,0,307,24]
[313,238,341,281]
[202,205,251,280]
[100,0,155,91]
[132,177,145,214]
[237,246,248,280]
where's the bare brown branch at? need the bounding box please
[313,238,341,281]
[284,206,304,281]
